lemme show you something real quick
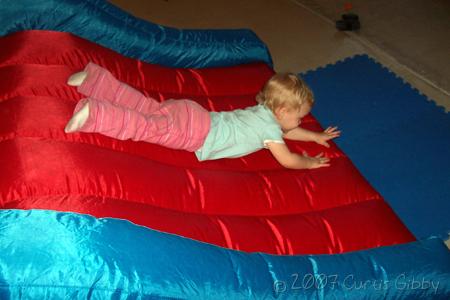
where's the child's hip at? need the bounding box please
[158,99,211,152]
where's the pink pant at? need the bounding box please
[72,62,211,151]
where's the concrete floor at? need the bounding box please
[294,0,450,111]
[109,0,449,111]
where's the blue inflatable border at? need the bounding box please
[0,0,273,68]
[1,209,449,299]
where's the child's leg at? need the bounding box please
[65,98,172,144]
[65,98,211,152]
[74,62,160,115]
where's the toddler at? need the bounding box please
[65,63,340,169]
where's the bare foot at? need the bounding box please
[65,101,89,133]
[67,71,87,86]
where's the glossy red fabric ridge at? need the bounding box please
[0,30,415,254]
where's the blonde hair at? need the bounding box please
[256,73,314,112]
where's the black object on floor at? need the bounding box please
[336,13,361,31]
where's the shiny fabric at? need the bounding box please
[0,209,449,299]
[0,0,273,68]
[0,30,416,255]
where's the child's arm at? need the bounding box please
[267,142,330,169]
[283,126,341,148]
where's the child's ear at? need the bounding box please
[274,107,287,119]
[274,107,282,119]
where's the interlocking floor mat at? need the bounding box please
[303,55,450,239]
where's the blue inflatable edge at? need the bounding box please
[0,0,273,68]
[1,209,449,299]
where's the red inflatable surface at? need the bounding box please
[0,30,415,254]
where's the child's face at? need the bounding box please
[276,103,311,131]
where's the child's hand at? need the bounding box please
[302,151,330,169]
[315,126,341,148]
